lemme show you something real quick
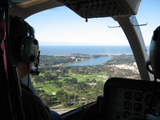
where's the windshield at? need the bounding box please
[25,0,159,115]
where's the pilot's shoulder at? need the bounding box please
[21,85,52,120]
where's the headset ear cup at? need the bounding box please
[20,36,39,63]
[149,26,160,78]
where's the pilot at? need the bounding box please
[10,16,63,120]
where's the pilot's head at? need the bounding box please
[10,16,39,79]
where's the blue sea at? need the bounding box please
[39,46,149,66]
[39,46,150,55]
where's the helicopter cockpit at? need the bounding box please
[0,0,160,120]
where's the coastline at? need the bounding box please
[39,53,134,68]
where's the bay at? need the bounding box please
[65,56,112,66]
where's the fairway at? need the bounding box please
[33,71,107,96]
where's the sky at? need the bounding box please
[25,0,160,46]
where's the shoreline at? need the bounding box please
[39,54,134,68]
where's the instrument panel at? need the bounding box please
[107,88,160,120]
[104,78,160,120]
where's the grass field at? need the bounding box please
[32,71,108,96]
[34,82,61,95]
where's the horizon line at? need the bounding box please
[39,45,150,46]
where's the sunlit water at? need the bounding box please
[65,56,112,66]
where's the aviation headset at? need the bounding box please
[20,22,39,64]
[146,26,160,79]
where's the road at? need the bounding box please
[50,104,76,114]
[50,104,62,109]
[50,108,76,115]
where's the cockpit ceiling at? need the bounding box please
[55,0,141,19]
[9,0,141,19]
[16,0,49,9]
[9,0,63,19]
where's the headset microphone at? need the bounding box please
[30,51,40,75]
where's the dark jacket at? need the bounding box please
[21,84,53,120]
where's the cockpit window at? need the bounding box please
[25,5,149,114]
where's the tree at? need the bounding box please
[56,90,64,100]
[35,88,45,97]
[85,71,89,75]
[61,92,69,107]
[71,78,77,84]
[52,75,58,83]
[74,95,79,104]
[34,76,43,84]
[54,82,62,88]
[60,68,66,77]
[85,79,90,83]
[67,95,72,105]
[40,94,52,106]
[91,79,96,83]
[44,72,52,84]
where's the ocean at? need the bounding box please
[39,46,150,55]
